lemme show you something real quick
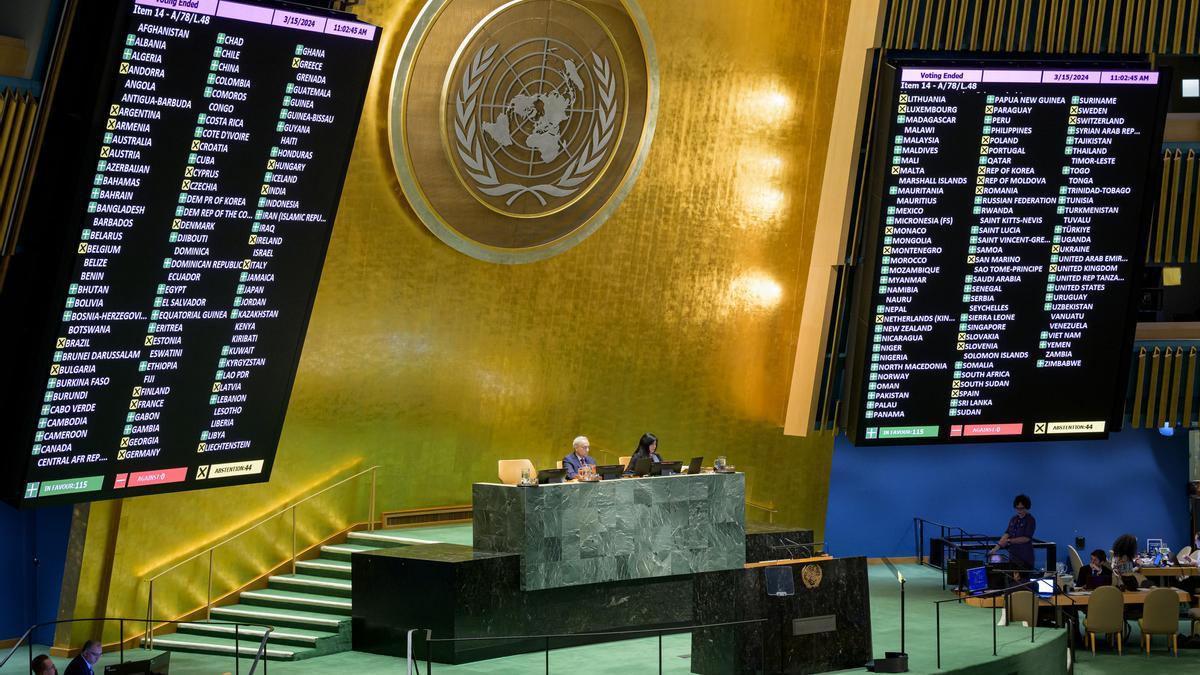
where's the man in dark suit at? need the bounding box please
[64,640,101,675]
[31,654,58,675]
[562,435,596,479]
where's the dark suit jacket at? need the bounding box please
[64,655,93,675]
[562,452,595,478]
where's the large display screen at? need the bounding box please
[844,58,1168,446]
[4,0,378,504]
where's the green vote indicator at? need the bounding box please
[865,425,939,440]
[29,475,105,498]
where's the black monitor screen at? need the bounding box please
[844,57,1168,446]
[2,0,378,505]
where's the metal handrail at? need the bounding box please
[142,464,379,648]
[746,499,778,523]
[0,616,273,675]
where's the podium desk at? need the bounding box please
[473,472,746,590]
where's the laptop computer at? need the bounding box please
[537,468,567,484]
[595,464,624,480]
[651,461,682,476]
[632,457,652,477]
[1035,577,1057,597]
[966,566,988,595]
[686,456,703,474]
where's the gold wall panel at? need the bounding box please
[67,0,851,640]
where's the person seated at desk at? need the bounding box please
[623,432,661,476]
[1111,533,1147,590]
[563,435,597,479]
[988,494,1036,572]
[1075,549,1112,590]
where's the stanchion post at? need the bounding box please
[207,550,214,621]
[992,602,997,656]
[900,575,906,654]
[658,631,662,674]
[1030,589,1036,643]
[935,603,941,669]
[120,619,124,663]
[544,636,549,674]
[235,624,240,675]
[369,468,377,532]
[291,506,297,575]
[146,581,154,649]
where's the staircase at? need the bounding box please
[150,530,436,661]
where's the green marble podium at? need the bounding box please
[472,473,746,591]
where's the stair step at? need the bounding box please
[210,603,346,631]
[241,588,353,615]
[269,573,352,597]
[150,633,302,661]
[177,621,335,648]
[320,543,377,562]
[296,558,352,579]
[347,530,438,548]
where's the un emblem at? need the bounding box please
[390,0,658,263]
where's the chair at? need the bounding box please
[1137,587,1181,655]
[1067,545,1085,577]
[1189,607,1199,638]
[1177,545,1193,564]
[1007,590,1037,627]
[1084,586,1124,655]
[618,456,632,469]
[497,459,535,485]
[556,460,563,469]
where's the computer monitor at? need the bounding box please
[967,566,987,594]
[651,461,682,476]
[537,468,567,484]
[686,456,703,474]
[1036,577,1057,596]
[104,652,170,675]
[595,464,624,480]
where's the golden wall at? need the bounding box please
[67,0,851,641]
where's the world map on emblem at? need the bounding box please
[448,30,623,214]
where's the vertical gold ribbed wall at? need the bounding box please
[0,88,37,257]
[1128,345,1199,428]
[883,0,1200,54]
[1148,149,1200,264]
[66,0,854,643]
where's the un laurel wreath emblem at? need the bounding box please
[390,0,658,263]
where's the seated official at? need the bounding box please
[1075,549,1112,590]
[623,432,662,475]
[1111,533,1147,590]
[32,654,58,675]
[562,435,597,479]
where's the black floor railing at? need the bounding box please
[932,578,1077,670]
[410,619,769,675]
[0,617,274,675]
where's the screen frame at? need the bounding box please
[842,51,1171,447]
[1,0,380,507]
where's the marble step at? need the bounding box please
[346,530,438,548]
[175,621,336,649]
[268,573,352,598]
[241,588,353,615]
[319,543,377,562]
[210,603,346,632]
[149,632,304,661]
[295,557,352,579]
